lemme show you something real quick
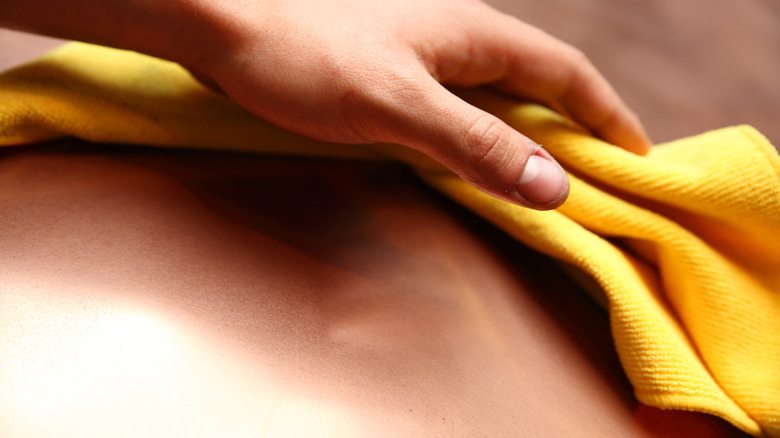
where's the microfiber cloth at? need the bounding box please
[1,42,779,437]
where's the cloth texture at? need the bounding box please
[1,42,778,437]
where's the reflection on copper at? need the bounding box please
[0,145,747,437]
[3,299,182,421]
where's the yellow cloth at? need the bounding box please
[1,42,779,437]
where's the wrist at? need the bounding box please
[120,0,240,74]
[0,0,241,76]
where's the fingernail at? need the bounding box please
[516,152,568,206]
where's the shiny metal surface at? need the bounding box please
[3,1,775,435]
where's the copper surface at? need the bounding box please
[2,0,774,435]
[0,143,746,436]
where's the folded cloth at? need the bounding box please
[1,42,778,437]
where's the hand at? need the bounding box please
[1,0,650,209]
[191,0,650,209]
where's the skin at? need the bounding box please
[0,0,651,209]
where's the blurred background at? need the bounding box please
[490,0,780,146]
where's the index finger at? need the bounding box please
[490,19,652,153]
[430,8,652,154]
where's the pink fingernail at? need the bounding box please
[516,152,568,206]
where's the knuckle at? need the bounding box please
[562,45,593,78]
[560,42,590,68]
[462,116,515,177]
[568,46,590,65]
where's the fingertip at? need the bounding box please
[632,136,654,156]
[632,125,654,155]
[614,129,653,156]
[597,108,654,155]
[621,111,654,155]
[514,149,570,210]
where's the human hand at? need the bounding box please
[191,0,651,209]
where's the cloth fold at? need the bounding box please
[1,42,778,437]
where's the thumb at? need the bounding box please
[390,80,569,210]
